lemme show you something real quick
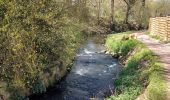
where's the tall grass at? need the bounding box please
[106,32,166,100]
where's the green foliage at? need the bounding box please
[147,63,166,100]
[8,86,25,100]
[120,39,138,56]
[145,32,164,42]
[106,33,166,100]
[0,0,85,99]
[106,32,138,56]
[114,9,126,23]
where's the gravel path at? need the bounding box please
[134,32,170,100]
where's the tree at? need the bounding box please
[111,0,115,22]
[123,0,138,23]
[142,0,145,7]
[96,0,102,24]
[0,0,87,99]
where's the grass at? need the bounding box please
[145,32,166,43]
[146,32,170,44]
[106,32,166,100]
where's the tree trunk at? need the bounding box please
[142,0,145,7]
[111,0,115,22]
[110,0,115,30]
[97,0,101,25]
[125,5,130,24]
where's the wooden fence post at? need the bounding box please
[167,16,170,41]
[149,18,153,35]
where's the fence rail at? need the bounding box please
[149,16,170,41]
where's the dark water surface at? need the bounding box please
[30,36,121,100]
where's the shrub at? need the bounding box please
[0,0,85,99]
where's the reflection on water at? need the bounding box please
[30,36,121,100]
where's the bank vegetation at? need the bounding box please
[106,32,166,100]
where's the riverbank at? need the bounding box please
[0,25,85,100]
[134,32,170,100]
[29,35,121,100]
[105,32,166,100]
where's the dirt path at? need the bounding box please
[134,32,170,100]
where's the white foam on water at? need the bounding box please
[75,68,88,76]
[84,49,94,54]
[77,54,93,57]
[98,74,102,76]
[108,63,117,68]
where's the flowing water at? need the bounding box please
[30,36,121,100]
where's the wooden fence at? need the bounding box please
[149,16,170,41]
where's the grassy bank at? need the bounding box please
[106,32,166,100]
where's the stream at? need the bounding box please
[30,36,121,100]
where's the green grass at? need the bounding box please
[146,32,170,43]
[145,32,165,42]
[106,32,166,100]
